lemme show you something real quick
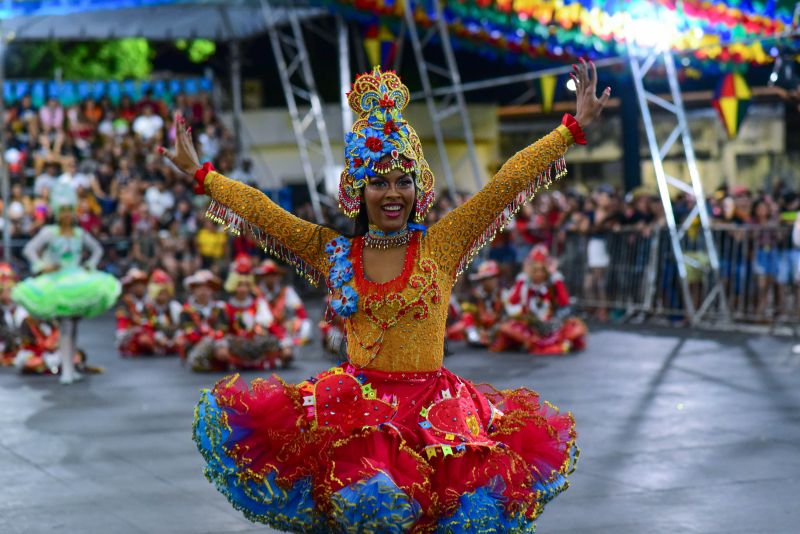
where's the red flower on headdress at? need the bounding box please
[379,93,395,108]
[365,136,384,152]
[383,120,399,135]
[353,157,364,168]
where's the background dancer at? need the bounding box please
[12,181,121,384]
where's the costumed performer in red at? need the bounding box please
[161,60,608,531]
[491,245,587,355]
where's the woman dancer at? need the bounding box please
[12,181,120,384]
[163,61,607,531]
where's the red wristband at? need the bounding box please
[194,162,215,194]
[561,114,587,145]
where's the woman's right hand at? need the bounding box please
[158,113,201,177]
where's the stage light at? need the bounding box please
[626,15,679,50]
[566,78,576,92]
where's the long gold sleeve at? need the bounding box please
[204,171,339,285]
[427,127,573,279]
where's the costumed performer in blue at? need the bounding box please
[160,59,608,532]
[12,179,121,384]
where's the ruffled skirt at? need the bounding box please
[12,267,121,319]
[194,363,577,533]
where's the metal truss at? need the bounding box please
[403,0,482,195]
[629,50,730,325]
[260,0,335,222]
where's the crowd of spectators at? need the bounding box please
[2,83,798,323]
[0,87,258,286]
[422,182,800,323]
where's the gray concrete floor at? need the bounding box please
[1,314,799,533]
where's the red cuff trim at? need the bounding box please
[194,162,215,194]
[561,114,587,145]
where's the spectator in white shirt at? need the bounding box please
[132,105,164,142]
[145,179,175,222]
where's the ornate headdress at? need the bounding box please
[339,67,435,222]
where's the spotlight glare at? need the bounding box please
[626,15,680,50]
[566,78,577,92]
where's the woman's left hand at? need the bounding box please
[158,113,201,177]
[571,58,610,130]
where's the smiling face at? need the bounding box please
[363,159,416,233]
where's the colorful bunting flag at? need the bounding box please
[712,73,751,139]
[364,22,397,68]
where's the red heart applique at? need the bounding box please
[314,373,396,433]
[426,386,487,441]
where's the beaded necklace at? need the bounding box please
[363,224,411,249]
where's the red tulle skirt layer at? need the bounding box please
[198,363,577,530]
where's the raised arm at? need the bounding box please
[427,59,609,279]
[201,171,338,283]
[159,114,338,285]
[427,124,577,278]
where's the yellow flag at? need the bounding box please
[540,75,557,113]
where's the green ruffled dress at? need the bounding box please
[12,225,121,319]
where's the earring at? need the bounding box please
[414,198,425,223]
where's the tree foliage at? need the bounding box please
[6,38,153,80]
[175,39,216,64]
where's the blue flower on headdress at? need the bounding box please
[331,285,359,317]
[367,109,410,150]
[348,154,372,182]
[359,126,393,161]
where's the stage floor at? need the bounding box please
[1,314,798,533]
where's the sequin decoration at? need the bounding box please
[426,129,572,280]
[203,171,339,286]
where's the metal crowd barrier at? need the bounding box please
[553,224,800,327]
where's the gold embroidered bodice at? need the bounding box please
[204,127,573,372]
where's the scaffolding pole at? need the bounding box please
[260,0,335,222]
[403,0,482,195]
[629,50,730,325]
